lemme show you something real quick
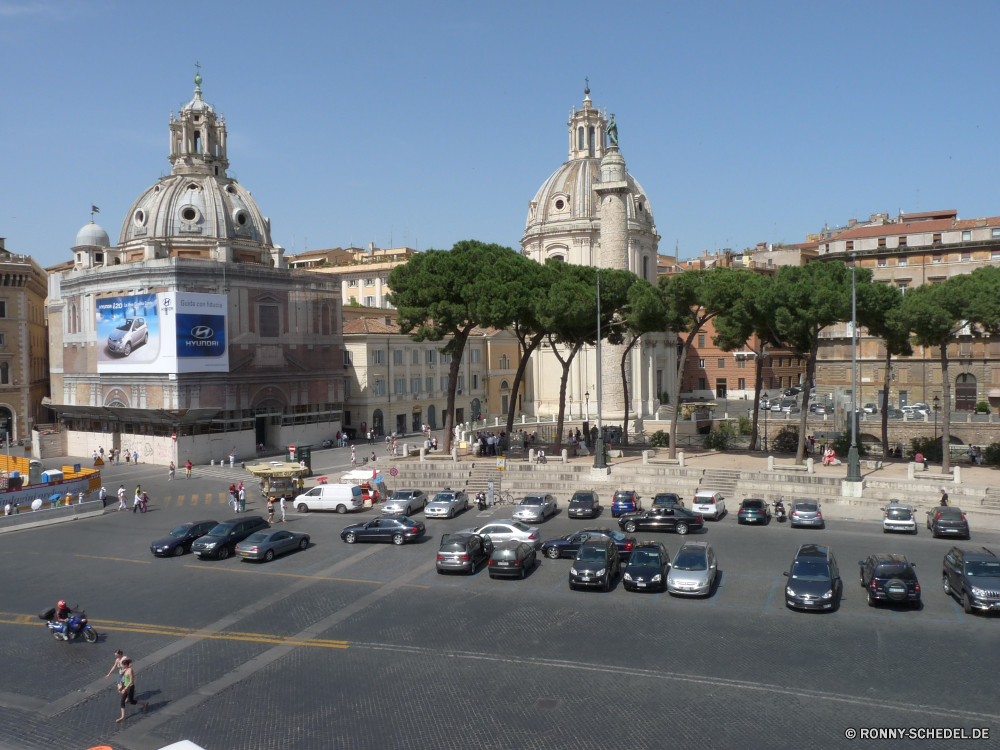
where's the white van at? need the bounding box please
[294,484,364,514]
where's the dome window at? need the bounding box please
[226,185,237,195]
[235,210,249,227]
[638,201,644,213]
[555,199,565,211]
[181,206,199,223]
[187,183,200,191]
[133,209,146,227]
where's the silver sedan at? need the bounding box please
[424,490,470,519]
[512,494,557,523]
[666,541,717,596]
[459,520,540,546]
[382,489,428,516]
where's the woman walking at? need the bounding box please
[105,649,127,684]
[116,658,148,722]
[267,497,275,524]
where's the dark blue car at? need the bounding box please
[541,528,636,560]
[611,491,641,518]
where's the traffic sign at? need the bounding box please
[389,467,398,477]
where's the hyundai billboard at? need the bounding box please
[96,292,228,374]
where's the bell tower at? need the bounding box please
[168,67,229,177]
[568,80,607,161]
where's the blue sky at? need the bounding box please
[2,1,999,267]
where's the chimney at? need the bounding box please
[702,248,708,257]
[848,218,857,228]
[975,217,988,227]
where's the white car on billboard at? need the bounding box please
[107,317,148,356]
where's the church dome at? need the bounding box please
[75,221,110,248]
[119,173,272,247]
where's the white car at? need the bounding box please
[459,520,540,546]
[692,490,726,521]
[424,490,470,518]
[882,502,917,535]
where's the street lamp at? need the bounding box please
[585,390,590,423]
[933,395,941,445]
[763,397,769,452]
[846,255,862,482]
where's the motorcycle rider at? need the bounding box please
[54,600,73,640]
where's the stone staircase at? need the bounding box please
[983,487,1000,510]
[466,463,504,496]
[698,468,740,498]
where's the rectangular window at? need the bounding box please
[0,333,5,346]
[393,349,403,365]
[933,233,942,243]
[472,373,479,389]
[898,256,907,267]
[898,236,907,247]
[717,358,725,369]
[933,254,942,263]
[343,350,353,366]
[471,348,481,363]
[371,350,385,365]
[846,241,854,251]
[992,249,1000,260]
[440,351,452,364]
[426,350,436,365]
[898,283,908,294]
[426,377,433,393]
[877,257,886,267]
[697,334,706,347]
[259,305,279,338]
[412,349,419,365]
[698,377,707,390]
[993,228,1000,238]
[457,375,465,391]
[363,278,375,286]
[962,230,972,241]
[697,359,705,369]
[877,238,886,248]
[962,250,972,261]
[410,377,421,393]
[348,279,358,287]
[440,376,449,391]
[769,377,774,389]
[364,296,376,307]
[394,378,406,395]
[344,410,351,425]
[737,357,746,369]
[372,380,385,397]
[344,379,351,398]
[737,378,746,390]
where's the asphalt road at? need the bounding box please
[1,457,998,750]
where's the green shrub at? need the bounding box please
[659,392,671,405]
[910,436,942,463]
[772,427,799,453]
[831,431,867,458]
[983,442,1000,465]
[976,401,991,414]
[704,430,730,451]
[737,415,753,435]
[650,430,670,448]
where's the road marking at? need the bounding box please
[114,559,436,749]
[709,572,725,605]
[74,555,151,564]
[951,598,966,622]
[190,494,199,506]
[764,577,781,609]
[176,495,184,507]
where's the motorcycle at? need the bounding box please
[773,501,787,523]
[476,492,488,511]
[39,607,98,643]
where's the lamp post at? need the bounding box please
[585,390,590,423]
[763,398,769,452]
[594,271,606,469]
[933,395,940,445]
[846,255,862,482]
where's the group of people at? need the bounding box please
[113,484,149,512]
[92,446,139,466]
[266,494,287,524]
[229,482,247,512]
[475,431,506,456]
[967,445,984,465]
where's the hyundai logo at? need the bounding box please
[190,326,214,340]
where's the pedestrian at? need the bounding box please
[370,452,377,464]
[229,450,236,469]
[168,461,175,481]
[115,449,120,465]
[267,496,275,523]
[185,459,192,479]
[105,649,127,686]
[78,491,86,505]
[140,492,149,513]
[239,486,246,513]
[93,449,98,465]
[117,485,127,511]
[116,658,148,722]
[940,487,949,506]
[124,451,130,466]
[133,449,138,465]
[279,495,286,523]
[229,489,237,512]
[99,446,105,460]
[350,446,357,469]
[99,486,107,505]
[132,486,142,513]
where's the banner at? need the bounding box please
[96,292,228,374]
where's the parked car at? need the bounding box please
[488,541,538,579]
[784,543,842,611]
[542,528,636,560]
[150,520,218,557]
[651,493,684,509]
[567,491,601,519]
[568,539,620,591]
[341,516,426,545]
[611,490,641,518]
[737,498,771,525]
[666,541,718,596]
[512,494,558,523]
[789,499,824,529]
[862,403,878,414]
[107,317,148,356]
[885,408,904,420]
[692,490,726,521]
[926,507,970,539]
[942,546,1000,614]
[618,506,704,535]
[882,502,917,534]
[858,553,920,608]
[623,541,670,592]
[458,520,539,545]
[436,533,493,574]
[236,529,310,562]
[191,517,269,560]
[382,489,428,516]
[424,490,470,519]
[294,484,364,514]
[781,402,801,414]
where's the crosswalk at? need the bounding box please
[156,492,246,508]
[183,466,253,481]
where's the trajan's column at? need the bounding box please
[592,115,638,429]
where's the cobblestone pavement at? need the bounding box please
[1,466,999,749]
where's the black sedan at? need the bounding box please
[541,528,636,560]
[150,520,218,557]
[623,541,670,592]
[341,516,426,545]
[618,507,704,536]
[488,541,537,579]
[567,491,602,519]
[926,507,970,539]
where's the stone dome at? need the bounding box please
[75,221,111,248]
[119,173,272,247]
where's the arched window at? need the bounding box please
[194,131,201,154]
[498,354,510,369]
[643,256,649,280]
[588,126,595,156]
[0,362,8,385]
[322,304,331,336]
[578,127,584,150]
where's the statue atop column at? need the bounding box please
[606,114,619,148]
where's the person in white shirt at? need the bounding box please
[117,486,127,511]
[279,496,286,523]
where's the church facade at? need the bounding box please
[520,88,675,427]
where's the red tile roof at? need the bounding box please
[343,318,491,336]
[825,216,1000,242]
[899,210,957,221]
